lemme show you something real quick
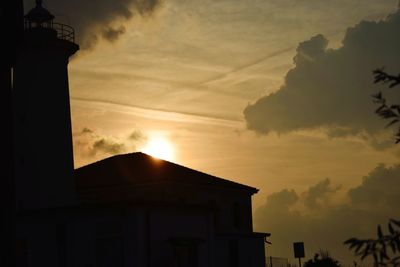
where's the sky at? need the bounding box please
[24,0,400,264]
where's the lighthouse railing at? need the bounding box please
[53,23,75,43]
[24,20,75,43]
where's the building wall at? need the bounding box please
[14,31,78,210]
[17,186,265,267]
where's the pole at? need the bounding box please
[298,257,302,267]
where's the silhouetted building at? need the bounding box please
[15,1,268,267]
[73,152,267,267]
[2,1,23,265]
[14,0,78,209]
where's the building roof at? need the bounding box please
[24,0,55,23]
[74,152,258,194]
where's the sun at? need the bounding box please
[142,136,175,161]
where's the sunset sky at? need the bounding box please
[24,0,400,263]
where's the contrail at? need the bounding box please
[70,97,243,128]
[198,46,295,86]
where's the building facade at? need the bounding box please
[18,153,267,267]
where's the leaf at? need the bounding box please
[386,119,399,128]
[390,219,400,228]
[355,242,364,253]
[378,225,383,239]
[361,251,369,260]
[372,92,383,100]
[373,252,378,263]
[390,105,400,114]
[389,222,395,235]
[390,240,396,254]
[378,109,397,118]
[375,105,386,113]
[344,238,358,245]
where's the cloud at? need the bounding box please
[24,0,163,49]
[264,189,299,212]
[303,178,341,209]
[73,127,146,167]
[244,11,400,137]
[349,164,400,210]
[128,130,147,141]
[254,164,400,264]
[91,138,126,155]
[101,26,126,43]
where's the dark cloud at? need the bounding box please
[254,164,400,264]
[80,127,93,134]
[244,12,400,137]
[73,128,146,167]
[128,130,146,141]
[264,189,299,212]
[91,138,125,156]
[303,178,341,209]
[23,0,163,49]
[349,164,400,209]
[101,26,126,43]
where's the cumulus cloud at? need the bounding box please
[128,130,146,141]
[91,138,125,156]
[303,178,341,210]
[73,127,146,167]
[263,189,299,214]
[244,11,400,138]
[254,164,400,264]
[24,0,163,49]
[349,164,400,210]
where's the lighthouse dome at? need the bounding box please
[24,0,54,24]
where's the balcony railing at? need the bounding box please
[24,20,75,43]
[53,23,74,42]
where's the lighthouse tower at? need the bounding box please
[13,0,79,209]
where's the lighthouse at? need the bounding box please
[13,0,79,209]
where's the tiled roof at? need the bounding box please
[74,152,258,193]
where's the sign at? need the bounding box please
[293,242,305,258]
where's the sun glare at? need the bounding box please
[142,136,175,161]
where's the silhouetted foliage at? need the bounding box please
[344,70,400,266]
[371,69,400,143]
[303,250,341,267]
[344,219,400,267]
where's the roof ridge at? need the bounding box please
[74,152,258,193]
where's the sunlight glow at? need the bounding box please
[142,136,175,161]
